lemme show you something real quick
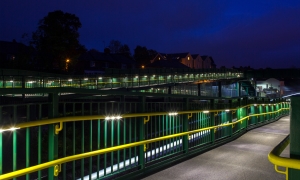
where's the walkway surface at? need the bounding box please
[143,116,290,180]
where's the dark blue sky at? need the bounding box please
[0,0,299,68]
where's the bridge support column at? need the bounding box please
[168,86,172,94]
[197,84,201,96]
[138,96,146,170]
[218,81,222,97]
[236,82,241,97]
[48,92,59,180]
[22,76,25,101]
[289,96,300,179]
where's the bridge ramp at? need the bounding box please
[143,116,289,180]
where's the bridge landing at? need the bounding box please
[143,116,290,180]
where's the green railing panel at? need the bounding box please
[0,95,289,180]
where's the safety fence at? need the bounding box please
[0,97,289,180]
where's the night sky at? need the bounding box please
[0,0,299,69]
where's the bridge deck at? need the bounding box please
[143,116,290,180]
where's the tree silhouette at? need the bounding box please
[108,40,131,57]
[134,45,157,68]
[31,10,86,72]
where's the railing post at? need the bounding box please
[289,96,300,179]
[138,96,146,170]
[0,107,2,175]
[228,100,232,137]
[251,104,257,125]
[48,92,59,180]
[26,104,30,180]
[183,98,189,153]
[13,106,17,180]
[210,99,215,143]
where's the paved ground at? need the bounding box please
[142,116,290,180]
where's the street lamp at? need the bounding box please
[66,59,70,71]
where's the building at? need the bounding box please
[191,54,203,69]
[256,78,284,98]
[150,52,216,69]
[201,56,216,69]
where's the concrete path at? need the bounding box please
[142,116,290,180]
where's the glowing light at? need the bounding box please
[105,116,122,121]
[203,110,209,113]
[225,109,230,112]
[9,127,20,131]
[254,104,257,106]
[10,80,13,83]
[144,76,147,78]
[84,78,88,80]
[141,65,145,69]
[168,112,178,116]
[0,127,20,133]
[68,79,72,82]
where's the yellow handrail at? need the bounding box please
[0,106,289,179]
[268,135,300,180]
[0,103,289,132]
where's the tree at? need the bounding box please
[134,45,157,68]
[108,40,131,57]
[108,40,122,54]
[119,44,131,57]
[31,10,86,72]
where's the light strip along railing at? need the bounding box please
[0,102,290,180]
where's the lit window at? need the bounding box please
[188,57,190,60]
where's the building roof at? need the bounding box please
[201,55,208,60]
[191,54,200,59]
[167,52,189,60]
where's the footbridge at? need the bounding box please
[0,68,299,180]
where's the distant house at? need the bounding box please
[150,52,216,69]
[150,52,194,69]
[201,56,216,69]
[78,49,136,74]
[191,54,203,69]
[150,53,166,63]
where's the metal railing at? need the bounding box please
[268,135,300,180]
[0,98,289,180]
